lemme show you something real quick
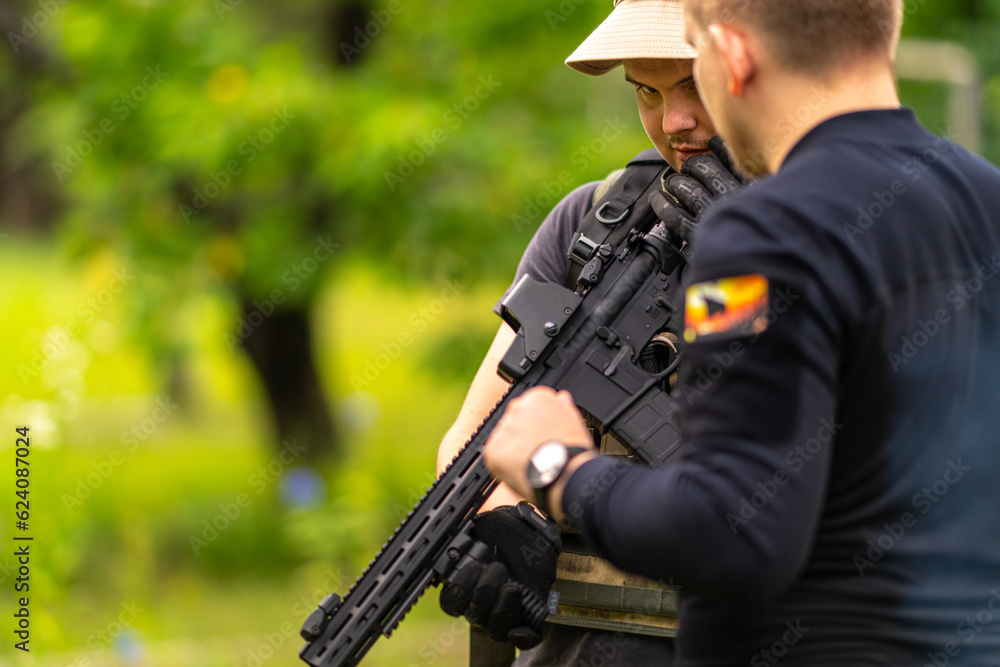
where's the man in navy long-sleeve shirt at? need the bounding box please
[484,0,1000,664]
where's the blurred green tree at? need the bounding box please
[3,0,998,462]
[2,0,646,462]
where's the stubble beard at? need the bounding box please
[723,119,770,179]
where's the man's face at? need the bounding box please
[622,58,717,172]
[685,15,767,177]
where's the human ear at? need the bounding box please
[708,23,754,97]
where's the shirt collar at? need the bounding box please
[782,107,919,170]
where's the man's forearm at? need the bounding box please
[548,449,599,524]
[437,322,526,510]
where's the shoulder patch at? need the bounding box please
[684,274,770,343]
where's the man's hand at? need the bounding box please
[665,136,746,215]
[439,503,562,649]
[482,387,595,503]
[650,137,748,244]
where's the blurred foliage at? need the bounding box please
[0,249,500,665]
[898,0,1000,158]
[2,0,651,375]
[2,0,1000,664]
[3,0,999,407]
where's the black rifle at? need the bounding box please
[299,218,688,667]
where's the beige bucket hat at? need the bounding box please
[565,0,696,75]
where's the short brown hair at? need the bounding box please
[687,0,903,73]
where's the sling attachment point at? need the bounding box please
[565,148,671,289]
[568,232,601,268]
[595,200,630,224]
[577,244,616,290]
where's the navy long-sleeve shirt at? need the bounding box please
[562,109,1000,665]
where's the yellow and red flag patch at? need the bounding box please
[684,274,770,343]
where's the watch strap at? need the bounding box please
[532,446,590,516]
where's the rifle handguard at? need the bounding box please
[299,218,687,667]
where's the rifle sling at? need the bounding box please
[565,148,671,289]
[469,149,675,665]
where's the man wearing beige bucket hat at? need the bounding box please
[435,0,738,664]
[566,0,716,170]
[567,0,695,75]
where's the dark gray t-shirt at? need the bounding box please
[497,181,676,665]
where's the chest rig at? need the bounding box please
[547,148,683,638]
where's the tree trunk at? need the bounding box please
[239,302,337,464]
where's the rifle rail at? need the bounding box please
[299,387,519,667]
[300,221,686,666]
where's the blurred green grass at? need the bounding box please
[0,241,510,666]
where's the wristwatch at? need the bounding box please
[526,441,590,517]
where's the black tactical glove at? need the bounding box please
[439,502,561,649]
[649,137,747,245]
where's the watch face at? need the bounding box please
[528,441,569,488]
